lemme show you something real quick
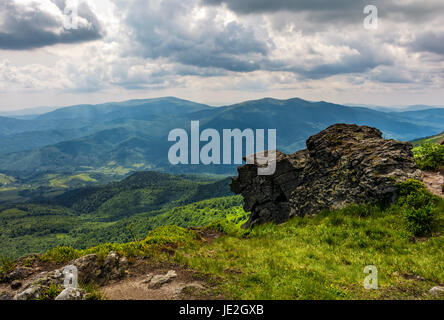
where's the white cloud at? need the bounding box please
[0,0,444,110]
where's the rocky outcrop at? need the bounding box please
[9,251,129,300]
[231,124,422,228]
[14,269,64,300]
[72,251,128,285]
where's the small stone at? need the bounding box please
[429,286,444,296]
[141,274,153,284]
[55,287,86,300]
[147,270,177,289]
[0,292,14,301]
[14,285,44,300]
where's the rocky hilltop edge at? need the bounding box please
[231,124,423,228]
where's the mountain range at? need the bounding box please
[0,96,443,176]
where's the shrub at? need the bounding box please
[81,283,105,300]
[37,284,63,300]
[413,143,444,171]
[40,246,81,264]
[397,180,439,236]
[402,205,437,237]
[206,219,246,237]
[0,256,15,282]
[144,225,200,246]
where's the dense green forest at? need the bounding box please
[0,171,242,259]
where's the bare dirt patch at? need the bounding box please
[101,258,221,300]
[422,170,444,199]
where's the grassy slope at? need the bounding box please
[175,205,443,300]
[29,200,444,300]
[411,131,444,147]
[2,179,443,299]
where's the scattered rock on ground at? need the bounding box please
[55,287,86,300]
[430,286,444,296]
[231,124,423,228]
[147,270,177,289]
[14,269,64,300]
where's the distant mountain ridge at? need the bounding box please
[0,96,443,176]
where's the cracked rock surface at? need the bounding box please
[231,124,422,228]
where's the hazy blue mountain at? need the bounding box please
[0,97,442,176]
[0,106,60,119]
[346,104,444,113]
[36,97,212,122]
[395,109,444,131]
[0,97,213,155]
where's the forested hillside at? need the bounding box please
[0,172,240,259]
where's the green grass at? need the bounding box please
[36,284,63,300]
[169,181,444,300]
[0,256,15,282]
[39,225,201,264]
[14,180,444,300]
[0,172,236,259]
[3,173,444,300]
[49,173,97,188]
[411,131,444,147]
[173,203,443,299]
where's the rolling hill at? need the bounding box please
[0,97,443,177]
[0,171,236,258]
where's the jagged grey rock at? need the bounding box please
[55,287,86,300]
[231,124,423,228]
[14,269,64,300]
[72,251,128,285]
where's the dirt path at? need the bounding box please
[422,170,444,199]
[101,259,220,300]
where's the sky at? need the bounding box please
[0,0,444,111]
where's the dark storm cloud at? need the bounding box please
[202,0,444,25]
[287,44,394,79]
[122,0,269,72]
[410,32,444,56]
[117,0,400,78]
[0,0,104,50]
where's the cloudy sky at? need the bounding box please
[0,0,444,110]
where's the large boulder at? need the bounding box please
[231,124,422,228]
[72,251,128,285]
